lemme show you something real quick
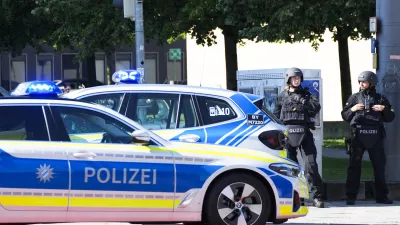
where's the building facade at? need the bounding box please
[0,39,187,91]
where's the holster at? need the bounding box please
[345,137,353,155]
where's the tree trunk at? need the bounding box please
[223,26,238,91]
[337,31,352,107]
[86,55,97,87]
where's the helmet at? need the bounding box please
[285,67,304,84]
[358,71,378,87]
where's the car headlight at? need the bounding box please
[269,163,302,178]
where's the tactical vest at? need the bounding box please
[351,92,384,126]
[279,92,310,124]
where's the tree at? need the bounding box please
[32,0,190,86]
[32,0,137,86]
[148,0,284,91]
[149,0,327,91]
[242,0,375,107]
[322,0,375,107]
[0,0,53,55]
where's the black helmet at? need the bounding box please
[285,67,304,84]
[358,71,378,87]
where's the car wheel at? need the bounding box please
[203,172,272,225]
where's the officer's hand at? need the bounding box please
[351,104,364,112]
[291,94,307,104]
[372,105,385,111]
[291,94,301,103]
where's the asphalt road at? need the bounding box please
[31,200,400,225]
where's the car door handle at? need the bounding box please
[179,134,200,143]
[73,152,97,159]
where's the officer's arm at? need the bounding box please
[303,95,321,115]
[341,95,357,122]
[273,92,283,118]
[381,95,395,123]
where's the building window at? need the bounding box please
[145,52,158,84]
[36,54,54,81]
[10,54,27,90]
[62,54,80,80]
[115,53,132,71]
[95,53,106,83]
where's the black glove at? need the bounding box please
[291,94,308,104]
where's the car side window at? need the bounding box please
[196,95,237,125]
[177,95,199,129]
[132,93,179,130]
[0,106,49,141]
[80,93,126,112]
[52,106,137,144]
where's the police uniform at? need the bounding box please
[274,67,325,208]
[341,71,395,205]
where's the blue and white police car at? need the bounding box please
[64,70,288,158]
[0,81,309,224]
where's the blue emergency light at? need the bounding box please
[11,81,63,97]
[112,70,143,84]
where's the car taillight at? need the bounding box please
[258,130,286,150]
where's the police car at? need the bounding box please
[0,81,309,224]
[63,70,288,158]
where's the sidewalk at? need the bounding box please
[322,147,370,161]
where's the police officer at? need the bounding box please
[341,71,395,205]
[274,67,325,208]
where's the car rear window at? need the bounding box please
[254,99,283,125]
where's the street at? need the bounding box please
[32,201,400,225]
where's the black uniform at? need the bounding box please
[341,88,395,202]
[274,86,325,201]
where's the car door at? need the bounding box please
[0,105,70,211]
[49,104,175,212]
[127,92,206,143]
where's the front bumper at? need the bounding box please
[275,174,309,220]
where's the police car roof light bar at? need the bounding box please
[11,81,63,97]
[112,70,143,84]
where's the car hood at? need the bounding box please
[166,140,297,166]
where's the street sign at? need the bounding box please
[369,17,377,33]
[169,48,182,61]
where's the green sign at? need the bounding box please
[169,48,182,61]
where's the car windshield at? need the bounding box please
[254,99,284,125]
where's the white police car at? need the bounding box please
[63,70,288,158]
[0,81,309,224]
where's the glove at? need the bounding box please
[291,94,308,104]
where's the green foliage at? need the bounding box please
[241,0,375,50]
[323,156,373,181]
[323,138,346,149]
[322,0,375,41]
[0,0,53,55]
[32,0,135,61]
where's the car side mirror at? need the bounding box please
[132,130,150,145]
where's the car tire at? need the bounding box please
[203,172,272,225]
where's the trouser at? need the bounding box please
[287,129,324,199]
[346,137,388,200]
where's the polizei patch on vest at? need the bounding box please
[358,129,378,134]
[288,127,305,134]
